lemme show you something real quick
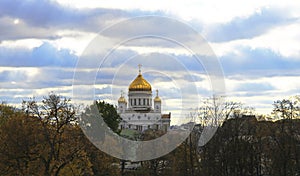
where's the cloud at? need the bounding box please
[205,8,297,42]
[0,66,75,106]
[31,43,77,66]
[219,46,300,76]
[0,0,299,116]
[0,0,132,42]
[55,0,299,24]
[0,16,60,41]
[234,82,274,92]
[0,0,128,29]
[0,42,77,67]
[0,70,28,82]
[0,67,74,89]
[211,22,300,60]
[224,75,300,114]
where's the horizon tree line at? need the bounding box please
[0,92,299,175]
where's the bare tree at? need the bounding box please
[273,95,300,120]
[22,93,91,176]
[198,95,244,127]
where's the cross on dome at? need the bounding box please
[138,64,142,75]
[154,89,161,102]
[128,64,152,91]
[118,90,126,103]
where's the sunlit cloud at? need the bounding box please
[0,0,299,117]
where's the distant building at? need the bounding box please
[117,65,171,132]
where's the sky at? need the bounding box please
[1,0,300,120]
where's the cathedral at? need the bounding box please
[117,65,171,132]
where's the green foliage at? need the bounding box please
[94,100,121,134]
[0,94,121,176]
[0,103,19,127]
[0,114,44,175]
[1,94,300,176]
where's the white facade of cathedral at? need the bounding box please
[117,66,171,132]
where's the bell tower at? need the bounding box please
[118,90,127,113]
[154,89,161,113]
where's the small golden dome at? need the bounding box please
[118,90,126,103]
[154,96,161,102]
[154,90,161,102]
[118,96,126,103]
[129,74,152,91]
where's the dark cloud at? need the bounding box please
[0,42,77,67]
[0,17,62,41]
[206,8,298,42]
[0,0,131,41]
[0,70,28,82]
[103,16,205,46]
[0,1,176,42]
[220,47,300,77]
[0,67,74,89]
[32,43,77,67]
[0,0,128,28]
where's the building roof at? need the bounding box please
[118,96,126,103]
[128,73,152,91]
[154,89,161,102]
[162,113,171,119]
[154,96,161,102]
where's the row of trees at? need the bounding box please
[0,93,299,175]
[124,96,300,176]
[0,93,120,175]
[200,116,300,176]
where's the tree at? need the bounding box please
[0,94,123,175]
[22,93,92,176]
[196,96,247,148]
[139,129,167,176]
[270,95,300,175]
[0,114,44,175]
[79,100,123,175]
[198,95,244,127]
[94,100,121,134]
[273,95,300,120]
[0,103,19,127]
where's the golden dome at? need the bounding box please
[129,73,152,91]
[118,96,126,103]
[154,96,161,102]
[154,89,161,102]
